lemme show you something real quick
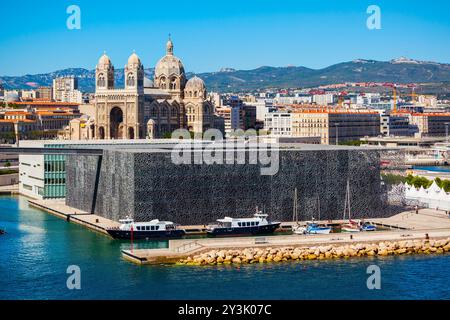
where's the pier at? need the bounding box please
[22,198,450,265]
[121,228,450,265]
[122,210,450,265]
[0,184,19,196]
[28,199,120,235]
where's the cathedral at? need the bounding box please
[63,37,215,140]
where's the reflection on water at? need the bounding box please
[1,195,449,300]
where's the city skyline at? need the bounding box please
[1,0,450,76]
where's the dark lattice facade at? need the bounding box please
[65,147,395,225]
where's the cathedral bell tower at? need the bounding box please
[125,52,144,92]
[96,53,114,90]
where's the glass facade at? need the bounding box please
[43,144,66,199]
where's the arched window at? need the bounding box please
[161,107,168,118]
[97,74,105,87]
[170,77,177,90]
[151,107,158,118]
[127,73,135,87]
[160,77,166,89]
[171,107,178,118]
[194,91,198,97]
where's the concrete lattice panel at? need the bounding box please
[66,148,398,225]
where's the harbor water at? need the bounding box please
[413,166,450,173]
[1,195,449,300]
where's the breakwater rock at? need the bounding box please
[177,238,450,266]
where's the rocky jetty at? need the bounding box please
[177,238,450,266]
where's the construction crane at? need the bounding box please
[392,84,418,113]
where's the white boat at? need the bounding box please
[106,217,185,239]
[207,209,281,236]
[341,221,361,233]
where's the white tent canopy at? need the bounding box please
[405,182,450,211]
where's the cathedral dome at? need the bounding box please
[185,76,206,91]
[184,76,206,99]
[127,52,141,66]
[155,55,185,78]
[154,37,185,79]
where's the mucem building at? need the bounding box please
[65,143,396,225]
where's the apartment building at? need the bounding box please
[52,76,82,103]
[264,112,292,136]
[36,86,52,100]
[410,113,450,137]
[215,106,244,135]
[291,109,380,144]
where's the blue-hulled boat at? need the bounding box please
[292,188,332,235]
[305,222,332,234]
[360,222,377,232]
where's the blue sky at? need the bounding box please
[1,0,449,76]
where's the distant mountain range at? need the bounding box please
[1,57,450,93]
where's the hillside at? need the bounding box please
[1,58,450,93]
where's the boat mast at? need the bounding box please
[292,188,298,224]
[348,179,351,221]
[317,195,321,221]
[343,179,351,221]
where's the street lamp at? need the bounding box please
[335,123,340,145]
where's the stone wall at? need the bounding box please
[66,148,396,225]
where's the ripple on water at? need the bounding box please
[1,195,450,300]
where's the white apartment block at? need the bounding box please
[248,99,274,122]
[313,93,336,105]
[53,76,82,103]
[265,112,292,136]
[20,90,37,100]
[356,93,381,106]
[418,95,438,108]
